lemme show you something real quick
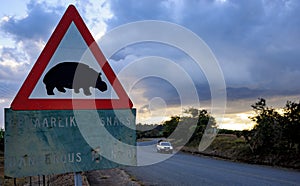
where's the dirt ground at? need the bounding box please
[1,169,140,186]
[0,150,139,186]
[1,156,139,185]
[86,169,141,186]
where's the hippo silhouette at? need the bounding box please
[43,62,107,96]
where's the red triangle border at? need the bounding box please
[11,5,133,110]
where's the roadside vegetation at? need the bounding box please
[137,98,300,169]
[0,128,3,152]
[0,129,4,185]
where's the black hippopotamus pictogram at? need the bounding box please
[43,62,107,96]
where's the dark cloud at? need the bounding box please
[107,0,170,28]
[132,77,181,106]
[109,42,211,105]
[1,1,63,42]
[226,86,300,101]
[107,0,300,101]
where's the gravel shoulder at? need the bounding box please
[85,168,141,186]
[1,149,140,186]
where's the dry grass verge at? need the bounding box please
[182,134,300,170]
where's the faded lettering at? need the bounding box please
[31,116,132,128]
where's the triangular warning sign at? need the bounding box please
[11,5,133,110]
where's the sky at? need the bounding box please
[0,0,300,130]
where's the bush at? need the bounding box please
[0,128,4,151]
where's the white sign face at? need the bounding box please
[30,22,118,99]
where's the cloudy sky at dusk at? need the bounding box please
[0,0,300,130]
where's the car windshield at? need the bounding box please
[161,142,171,146]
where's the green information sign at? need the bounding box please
[5,109,136,178]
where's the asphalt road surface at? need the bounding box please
[125,141,300,186]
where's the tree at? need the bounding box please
[249,98,284,154]
[162,116,180,137]
[136,124,164,138]
[0,128,3,139]
[161,108,216,146]
[282,101,300,151]
[0,128,4,151]
[246,98,300,156]
[187,109,215,145]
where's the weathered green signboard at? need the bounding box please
[5,109,136,177]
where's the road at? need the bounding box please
[124,140,300,186]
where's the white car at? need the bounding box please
[156,141,173,154]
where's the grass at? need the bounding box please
[183,134,300,169]
[209,134,247,150]
[206,134,251,159]
[182,134,252,161]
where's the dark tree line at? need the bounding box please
[136,124,164,138]
[0,128,4,151]
[239,98,300,159]
[137,108,215,146]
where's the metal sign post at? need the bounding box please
[74,172,82,186]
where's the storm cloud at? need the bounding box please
[0,0,300,128]
[106,0,300,100]
[1,1,62,42]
